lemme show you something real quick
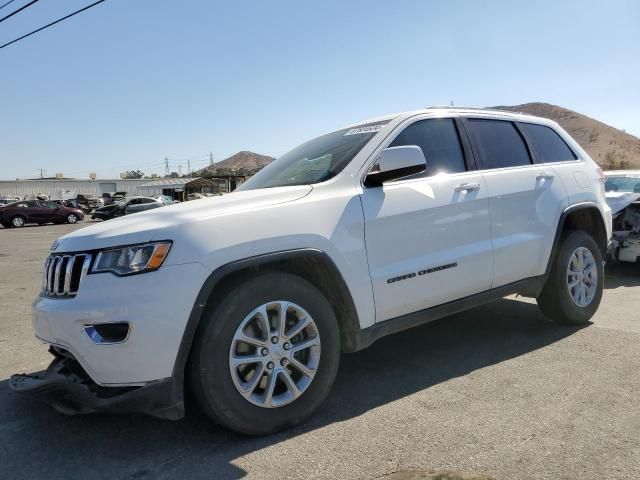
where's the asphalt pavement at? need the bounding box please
[1,222,639,480]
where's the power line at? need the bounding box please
[0,0,106,50]
[0,0,39,23]
[0,0,18,12]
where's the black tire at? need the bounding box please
[537,230,604,324]
[66,213,78,224]
[189,272,340,435]
[11,215,25,228]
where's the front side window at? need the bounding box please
[239,122,389,190]
[40,201,58,209]
[467,119,531,169]
[519,123,576,163]
[389,118,466,178]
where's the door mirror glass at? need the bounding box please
[364,146,426,187]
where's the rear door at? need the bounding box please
[463,117,567,287]
[360,116,494,322]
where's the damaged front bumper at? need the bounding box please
[9,349,184,420]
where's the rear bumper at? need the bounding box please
[10,349,184,420]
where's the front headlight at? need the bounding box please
[91,242,171,276]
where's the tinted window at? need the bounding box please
[520,123,576,163]
[139,198,154,204]
[389,118,466,177]
[41,201,58,209]
[467,119,531,169]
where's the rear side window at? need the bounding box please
[519,123,577,163]
[466,119,531,169]
[389,118,466,177]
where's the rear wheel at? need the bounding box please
[537,230,604,324]
[11,216,25,228]
[189,272,340,435]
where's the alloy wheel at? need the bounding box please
[228,301,321,408]
[566,246,598,307]
[12,216,24,227]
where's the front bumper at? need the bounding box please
[10,349,183,420]
[32,261,211,386]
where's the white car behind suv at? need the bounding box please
[11,107,612,435]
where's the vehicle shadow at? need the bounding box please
[0,297,584,480]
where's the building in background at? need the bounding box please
[0,179,149,200]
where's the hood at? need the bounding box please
[52,185,312,253]
[605,191,640,215]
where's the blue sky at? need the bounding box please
[1,0,638,180]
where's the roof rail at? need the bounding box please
[427,105,530,116]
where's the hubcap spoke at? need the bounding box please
[285,315,311,340]
[291,335,320,354]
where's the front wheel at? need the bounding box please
[66,213,78,224]
[11,216,25,228]
[189,272,341,435]
[537,230,604,324]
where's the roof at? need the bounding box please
[137,178,196,188]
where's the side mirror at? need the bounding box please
[364,146,426,187]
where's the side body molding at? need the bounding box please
[172,248,362,377]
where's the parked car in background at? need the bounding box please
[53,199,92,214]
[156,195,179,205]
[75,194,103,211]
[605,170,640,264]
[0,196,22,205]
[0,200,84,228]
[101,191,128,206]
[91,196,163,221]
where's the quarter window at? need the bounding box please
[519,123,577,163]
[466,119,531,169]
[389,118,466,177]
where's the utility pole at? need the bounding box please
[187,160,192,177]
[36,168,46,179]
[164,157,170,177]
[178,165,183,177]
[209,152,214,165]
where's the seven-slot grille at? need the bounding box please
[42,253,92,297]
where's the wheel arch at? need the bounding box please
[546,202,609,276]
[172,248,361,378]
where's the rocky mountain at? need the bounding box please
[196,151,274,176]
[494,103,640,169]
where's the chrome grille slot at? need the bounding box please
[42,253,92,298]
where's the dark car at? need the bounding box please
[101,191,128,206]
[0,200,84,228]
[75,194,103,211]
[91,196,163,221]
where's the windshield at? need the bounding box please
[605,176,640,193]
[239,122,388,190]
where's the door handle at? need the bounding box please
[455,182,481,192]
[536,171,555,180]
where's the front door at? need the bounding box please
[360,117,494,322]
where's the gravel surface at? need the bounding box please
[1,222,639,480]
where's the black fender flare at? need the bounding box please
[545,202,609,276]
[172,248,361,377]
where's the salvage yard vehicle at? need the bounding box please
[75,194,103,212]
[91,196,163,220]
[101,191,127,206]
[0,200,84,228]
[605,171,640,264]
[11,107,611,435]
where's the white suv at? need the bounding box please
[11,107,612,435]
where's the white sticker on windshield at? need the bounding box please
[344,124,386,136]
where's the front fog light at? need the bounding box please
[91,242,171,276]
